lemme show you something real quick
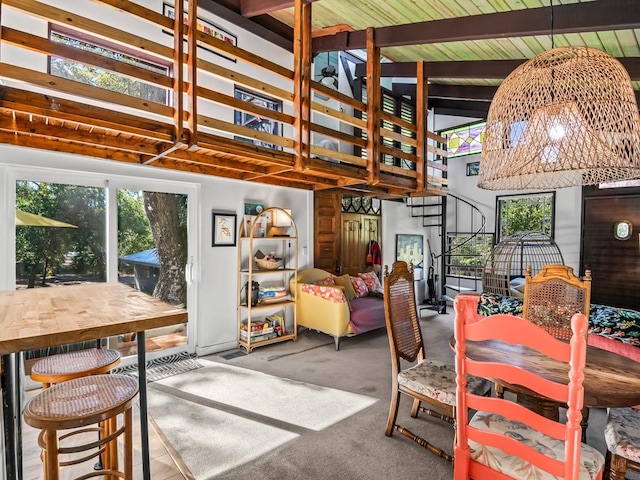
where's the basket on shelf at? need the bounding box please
[255,256,283,270]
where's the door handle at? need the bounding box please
[185,256,194,284]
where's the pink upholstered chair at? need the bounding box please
[453,294,604,480]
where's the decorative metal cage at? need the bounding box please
[482,231,564,296]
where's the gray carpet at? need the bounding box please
[149,312,613,480]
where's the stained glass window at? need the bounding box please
[441,121,486,158]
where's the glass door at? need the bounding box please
[115,189,189,357]
[12,169,198,369]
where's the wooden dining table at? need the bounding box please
[455,336,640,418]
[0,282,188,480]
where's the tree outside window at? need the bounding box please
[496,192,555,243]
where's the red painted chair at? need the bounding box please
[453,294,604,480]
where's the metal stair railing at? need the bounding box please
[406,193,487,314]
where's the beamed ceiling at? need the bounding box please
[210,0,640,119]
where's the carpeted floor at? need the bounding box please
[148,358,377,478]
[148,312,613,480]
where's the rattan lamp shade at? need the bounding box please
[478,47,640,190]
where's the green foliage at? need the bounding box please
[16,181,106,285]
[117,190,154,256]
[498,196,553,239]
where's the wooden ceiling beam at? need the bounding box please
[0,131,142,163]
[355,58,640,80]
[393,83,497,101]
[240,0,317,18]
[0,87,174,140]
[198,0,293,51]
[314,0,640,52]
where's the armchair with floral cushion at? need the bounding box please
[291,268,387,350]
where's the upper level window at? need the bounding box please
[234,87,282,149]
[49,30,169,104]
[441,121,486,158]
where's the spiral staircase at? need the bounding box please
[407,193,488,313]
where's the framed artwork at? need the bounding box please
[395,234,424,268]
[212,212,237,246]
[466,161,480,176]
[162,3,237,62]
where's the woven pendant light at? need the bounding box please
[478,46,640,190]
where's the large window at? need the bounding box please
[49,30,169,104]
[496,192,555,242]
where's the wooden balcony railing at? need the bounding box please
[0,0,447,196]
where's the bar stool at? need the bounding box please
[30,348,121,388]
[23,374,138,480]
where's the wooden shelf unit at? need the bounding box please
[237,207,298,353]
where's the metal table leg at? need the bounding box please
[136,331,150,480]
[2,353,21,480]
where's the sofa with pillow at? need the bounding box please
[478,292,640,361]
[291,268,386,350]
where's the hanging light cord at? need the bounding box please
[550,0,554,49]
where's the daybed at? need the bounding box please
[478,292,640,361]
[291,268,387,350]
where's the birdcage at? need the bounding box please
[482,231,564,296]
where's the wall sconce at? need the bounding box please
[270,208,292,237]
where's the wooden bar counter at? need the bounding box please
[0,282,188,480]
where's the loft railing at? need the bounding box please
[0,0,446,195]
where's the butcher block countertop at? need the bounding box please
[0,282,188,355]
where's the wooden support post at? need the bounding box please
[416,61,427,192]
[186,0,198,148]
[366,27,380,185]
[293,0,312,172]
[172,0,185,146]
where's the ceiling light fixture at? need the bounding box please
[478,2,640,190]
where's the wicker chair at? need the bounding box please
[453,294,604,480]
[23,374,138,480]
[496,264,592,438]
[383,261,490,461]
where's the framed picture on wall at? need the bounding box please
[466,161,480,176]
[395,234,424,268]
[162,3,237,62]
[212,212,237,246]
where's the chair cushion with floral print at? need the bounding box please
[478,293,640,350]
[605,407,640,463]
[468,411,605,480]
[398,360,491,407]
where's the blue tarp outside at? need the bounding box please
[119,248,159,267]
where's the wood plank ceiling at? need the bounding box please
[223,0,640,118]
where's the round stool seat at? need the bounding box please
[24,374,138,430]
[30,349,121,386]
[24,374,138,479]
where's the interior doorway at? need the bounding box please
[582,191,640,310]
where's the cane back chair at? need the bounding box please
[383,261,490,461]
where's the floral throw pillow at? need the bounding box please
[316,275,336,286]
[350,276,369,298]
[358,271,382,293]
